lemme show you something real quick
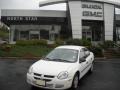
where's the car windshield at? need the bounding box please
[45,48,78,63]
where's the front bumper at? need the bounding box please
[27,73,73,90]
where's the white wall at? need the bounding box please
[68,1,115,41]
[1,10,66,17]
[68,1,82,39]
[104,4,115,41]
[10,25,15,44]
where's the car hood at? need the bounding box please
[32,60,75,76]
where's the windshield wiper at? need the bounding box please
[52,59,72,63]
[44,57,53,61]
[44,58,73,63]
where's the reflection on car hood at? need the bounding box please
[32,60,75,75]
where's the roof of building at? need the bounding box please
[1,9,66,17]
[39,0,120,8]
[39,0,66,7]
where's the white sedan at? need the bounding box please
[27,45,94,89]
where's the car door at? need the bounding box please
[83,48,92,73]
[79,48,88,78]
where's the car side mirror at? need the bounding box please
[41,56,45,59]
[79,58,86,63]
[85,51,90,56]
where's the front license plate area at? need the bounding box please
[36,80,46,86]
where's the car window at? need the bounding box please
[79,49,85,58]
[83,48,90,57]
[45,49,79,63]
[83,48,89,52]
[80,48,90,58]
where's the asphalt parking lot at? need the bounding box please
[0,59,120,90]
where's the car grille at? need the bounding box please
[33,73,55,82]
[34,73,41,76]
[44,75,55,78]
[34,77,52,82]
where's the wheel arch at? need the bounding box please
[75,71,80,79]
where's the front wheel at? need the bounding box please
[89,63,94,73]
[71,74,79,89]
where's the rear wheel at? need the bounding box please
[71,74,79,89]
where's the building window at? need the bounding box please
[20,31,29,40]
[116,27,120,41]
[40,29,49,40]
[82,26,92,41]
[82,20,104,41]
[29,31,40,40]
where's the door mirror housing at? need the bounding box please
[85,51,90,56]
[79,58,86,63]
[41,56,45,59]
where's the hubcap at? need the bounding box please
[73,75,78,88]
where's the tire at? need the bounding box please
[89,63,94,73]
[71,74,79,89]
[31,85,37,89]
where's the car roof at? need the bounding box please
[55,45,85,50]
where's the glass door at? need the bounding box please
[29,31,40,40]
[82,26,92,41]
[116,27,120,41]
[20,31,29,40]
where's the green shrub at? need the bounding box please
[89,46,103,57]
[81,39,92,46]
[0,44,12,52]
[16,39,47,46]
[33,39,47,46]
[99,40,114,49]
[66,39,91,46]
[55,38,64,45]
[47,44,57,48]
[0,45,53,57]
[66,39,82,45]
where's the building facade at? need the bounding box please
[1,10,68,44]
[1,0,120,44]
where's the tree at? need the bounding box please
[0,23,9,40]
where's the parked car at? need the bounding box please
[27,45,94,90]
[0,39,7,44]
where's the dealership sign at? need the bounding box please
[82,2,103,20]
[7,16,38,21]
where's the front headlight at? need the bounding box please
[28,67,33,74]
[57,71,68,80]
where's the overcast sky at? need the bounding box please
[0,0,66,10]
[0,0,120,16]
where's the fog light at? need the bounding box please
[46,84,53,88]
